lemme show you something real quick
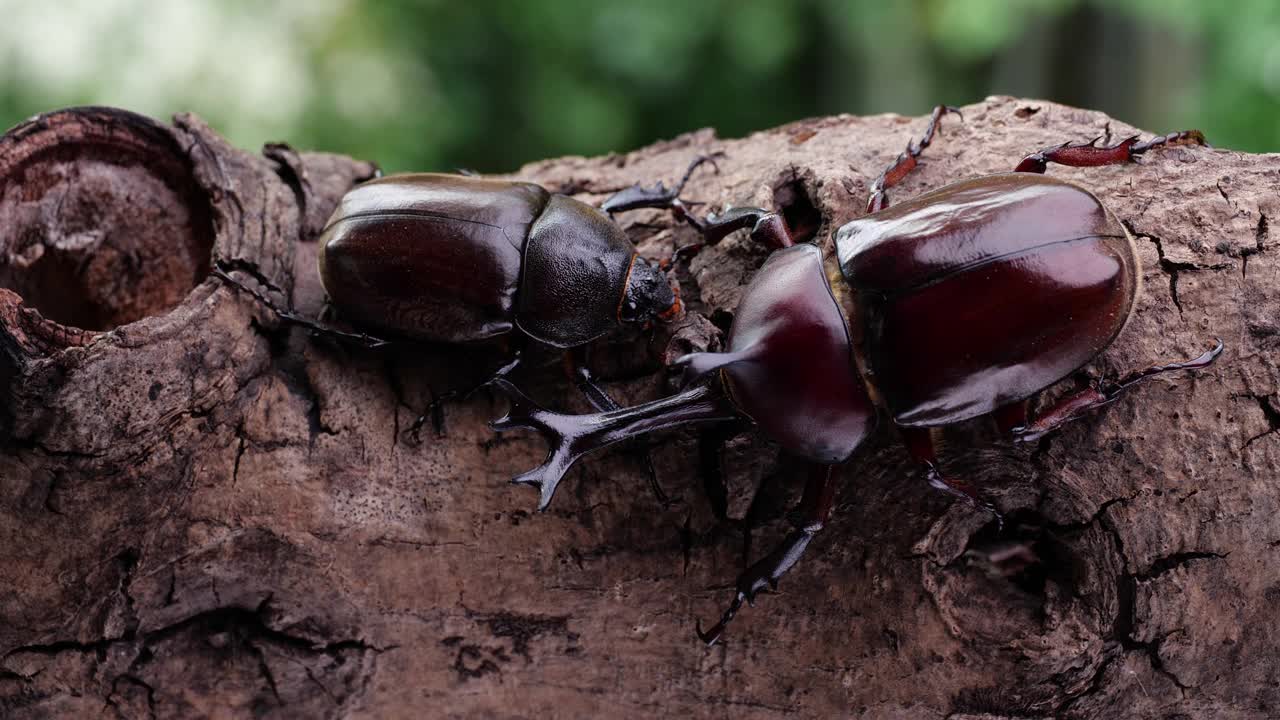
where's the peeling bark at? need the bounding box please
[1,98,1277,718]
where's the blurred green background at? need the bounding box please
[1,0,1277,173]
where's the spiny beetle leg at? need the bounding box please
[1012,339,1223,443]
[697,463,836,646]
[599,153,799,263]
[695,207,795,251]
[600,152,724,216]
[866,105,963,214]
[660,206,794,262]
[212,260,397,350]
[1015,129,1207,173]
[900,426,1004,531]
[405,352,524,442]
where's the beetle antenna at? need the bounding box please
[212,260,396,350]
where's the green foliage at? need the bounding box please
[0,0,1276,173]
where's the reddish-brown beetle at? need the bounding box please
[493,108,1222,644]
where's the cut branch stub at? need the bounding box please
[0,107,215,333]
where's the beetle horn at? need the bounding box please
[674,347,757,385]
[489,378,739,511]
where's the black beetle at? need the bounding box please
[491,107,1222,644]
[315,173,681,347]
[214,157,721,434]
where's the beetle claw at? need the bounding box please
[695,590,746,646]
[694,620,717,645]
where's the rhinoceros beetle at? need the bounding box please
[491,107,1223,644]
[214,157,724,442]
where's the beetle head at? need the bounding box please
[619,255,681,326]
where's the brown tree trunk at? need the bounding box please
[1,99,1276,719]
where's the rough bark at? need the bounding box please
[0,98,1276,719]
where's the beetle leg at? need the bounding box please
[212,261,397,350]
[696,463,837,646]
[600,153,794,255]
[1015,130,1207,173]
[900,426,1003,529]
[564,346,618,412]
[565,347,676,507]
[405,352,524,440]
[600,152,724,216]
[866,105,963,213]
[668,207,794,261]
[1012,339,1223,442]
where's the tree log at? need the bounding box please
[1,98,1276,719]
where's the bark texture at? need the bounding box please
[0,98,1276,719]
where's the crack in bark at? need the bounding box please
[1125,220,1235,315]
[231,423,247,487]
[1116,545,1223,691]
[1242,212,1269,279]
[1054,649,1122,717]
[1243,394,1280,448]
[1131,227,1192,315]
[248,639,282,705]
[1120,632,1192,693]
[1047,499,1148,716]
[1133,551,1227,583]
[306,665,340,705]
[257,320,341,442]
[116,548,141,638]
[1107,529,1226,697]
[465,608,573,662]
[106,673,156,720]
[2,595,391,711]
[163,570,177,607]
[1215,180,1232,207]
[262,143,311,238]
